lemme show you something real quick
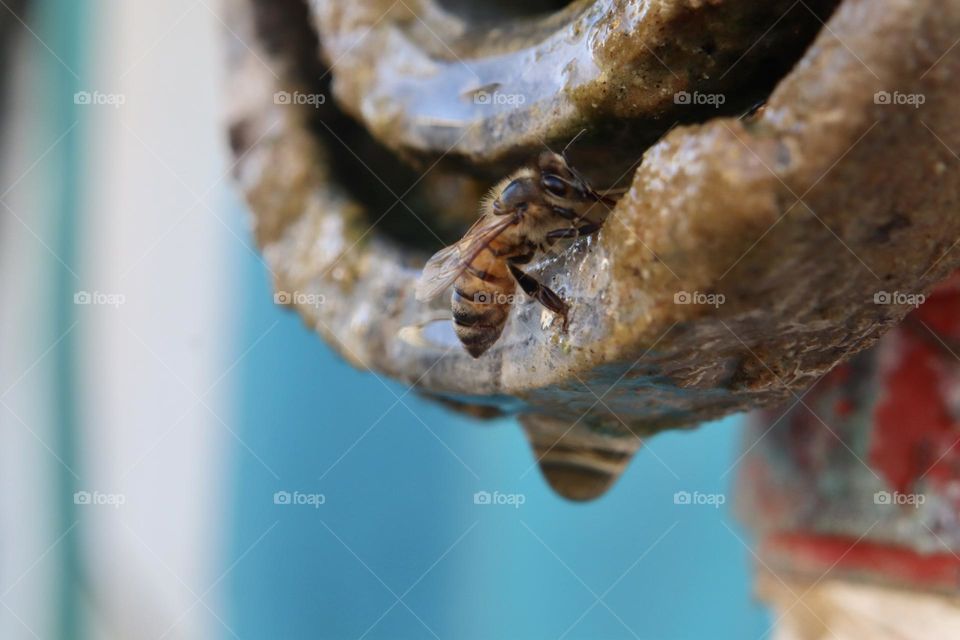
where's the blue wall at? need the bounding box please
[226,236,770,639]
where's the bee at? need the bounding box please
[415,151,622,358]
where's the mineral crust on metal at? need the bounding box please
[227,0,960,499]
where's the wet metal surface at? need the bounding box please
[228,0,960,499]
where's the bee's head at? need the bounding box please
[536,151,594,207]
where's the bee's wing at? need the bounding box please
[415,215,517,302]
[415,244,467,301]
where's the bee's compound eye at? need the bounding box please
[496,178,531,214]
[541,174,567,198]
[500,179,524,203]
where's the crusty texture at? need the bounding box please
[227,0,960,436]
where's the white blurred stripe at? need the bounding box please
[77,1,233,638]
[0,21,62,640]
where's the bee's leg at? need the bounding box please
[507,263,569,330]
[546,222,601,243]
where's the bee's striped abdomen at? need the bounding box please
[451,248,515,358]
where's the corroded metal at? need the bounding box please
[737,276,960,630]
[227,0,960,499]
[738,275,960,577]
[309,0,839,181]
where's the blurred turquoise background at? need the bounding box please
[0,0,770,638]
[228,262,770,640]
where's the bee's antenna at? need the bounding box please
[561,128,588,158]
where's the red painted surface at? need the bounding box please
[834,397,854,419]
[870,277,960,494]
[764,532,960,592]
[742,272,960,591]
